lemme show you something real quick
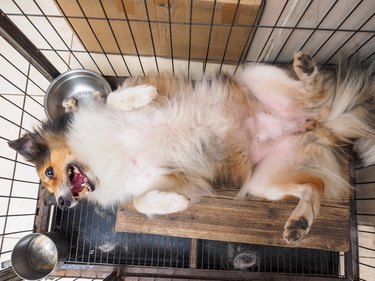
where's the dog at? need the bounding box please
[8,52,375,243]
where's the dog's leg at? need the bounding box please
[238,136,324,243]
[133,190,190,216]
[107,84,159,111]
[292,52,324,97]
[293,52,318,81]
[239,174,323,244]
[282,183,322,243]
[132,171,212,217]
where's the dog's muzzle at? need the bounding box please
[57,196,72,210]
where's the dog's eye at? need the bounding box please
[45,167,54,178]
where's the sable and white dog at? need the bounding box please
[9,53,375,243]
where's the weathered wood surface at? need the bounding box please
[116,189,350,252]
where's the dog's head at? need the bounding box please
[8,117,95,210]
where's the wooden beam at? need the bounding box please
[116,190,350,252]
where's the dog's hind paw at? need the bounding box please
[293,52,318,82]
[283,216,310,243]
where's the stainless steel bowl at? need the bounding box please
[44,69,111,120]
[11,232,69,280]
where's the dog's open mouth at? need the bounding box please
[67,164,94,197]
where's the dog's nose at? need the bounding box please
[57,197,71,210]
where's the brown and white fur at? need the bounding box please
[8,53,375,243]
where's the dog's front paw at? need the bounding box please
[62,97,78,113]
[107,84,158,111]
[133,190,190,216]
[293,52,318,81]
[283,216,310,243]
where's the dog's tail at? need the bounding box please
[323,58,375,166]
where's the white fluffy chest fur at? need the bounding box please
[67,82,237,206]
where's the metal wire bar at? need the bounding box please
[364,50,375,62]
[98,0,131,76]
[256,0,289,62]
[218,0,241,72]
[0,53,47,95]
[0,11,59,81]
[0,156,35,169]
[203,0,217,73]
[187,0,193,77]
[359,245,375,252]
[0,115,31,135]
[0,177,39,185]
[356,213,375,217]
[295,0,339,61]
[0,64,31,257]
[0,213,36,218]
[355,163,375,170]
[312,0,364,58]
[0,68,44,108]
[119,0,142,76]
[53,1,103,75]
[272,0,314,63]
[25,33,374,66]
[355,181,375,185]
[0,95,43,124]
[0,229,33,238]
[80,202,90,263]
[87,205,96,264]
[358,229,375,234]
[323,12,375,64]
[358,262,375,269]
[31,0,84,70]
[348,33,375,60]
[29,47,252,64]
[74,0,117,76]
[167,0,174,74]
[10,0,71,71]
[0,195,38,200]
[74,201,84,262]
[143,0,159,74]
[234,0,265,73]
[6,12,375,34]
[92,206,102,263]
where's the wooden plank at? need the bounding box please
[116,190,350,252]
[55,0,263,64]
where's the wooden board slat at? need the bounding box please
[116,190,350,252]
[55,0,263,64]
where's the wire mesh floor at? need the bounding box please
[51,199,343,277]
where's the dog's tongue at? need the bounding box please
[71,172,86,193]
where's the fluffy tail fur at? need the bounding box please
[324,58,375,166]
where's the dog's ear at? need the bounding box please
[8,133,48,165]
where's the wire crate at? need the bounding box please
[0,0,374,280]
